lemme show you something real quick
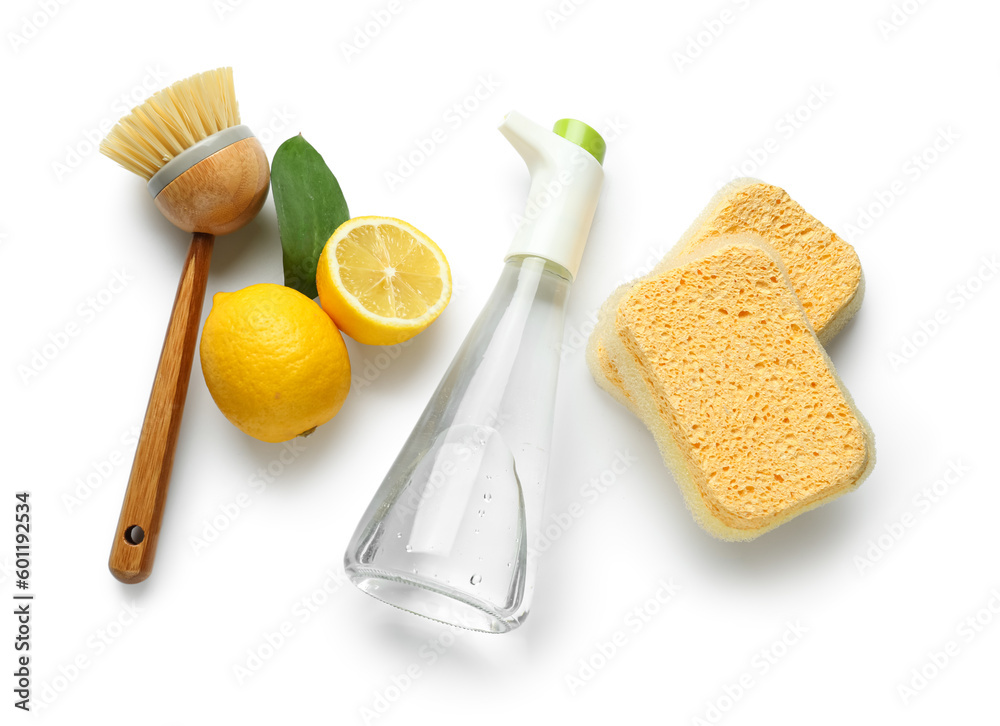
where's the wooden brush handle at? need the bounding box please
[109,232,214,584]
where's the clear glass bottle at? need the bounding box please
[344,112,606,633]
[345,255,573,632]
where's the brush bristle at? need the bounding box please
[100,67,241,180]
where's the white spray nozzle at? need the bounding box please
[500,111,605,280]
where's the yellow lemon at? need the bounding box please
[200,283,351,443]
[316,216,451,346]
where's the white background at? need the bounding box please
[3,0,998,723]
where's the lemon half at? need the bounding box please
[316,216,451,346]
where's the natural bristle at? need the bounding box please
[100,67,241,180]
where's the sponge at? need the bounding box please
[608,236,874,540]
[589,178,864,415]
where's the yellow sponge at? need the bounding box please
[670,178,864,340]
[608,236,874,540]
[589,177,864,418]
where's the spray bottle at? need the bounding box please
[344,111,606,633]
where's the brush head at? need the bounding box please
[100,67,270,236]
[100,67,241,180]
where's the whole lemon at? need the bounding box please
[200,283,351,443]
